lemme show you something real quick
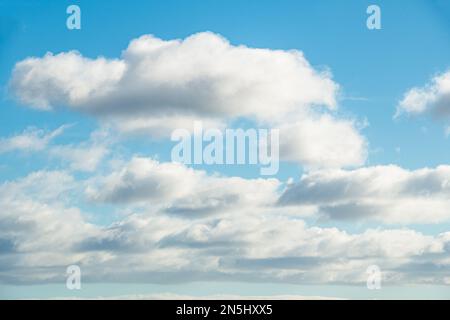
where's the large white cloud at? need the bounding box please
[87,159,450,225]
[397,70,450,118]
[1,167,449,286]
[10,32,338,121]
[279,165,450,224]
[86,157,280,216]
[10,52,126,111]
[10,32,367,169]
[0,171,103,283]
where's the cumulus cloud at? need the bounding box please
[279,114,367,168]
[0,170,102,283]
[1,166,449,286]
[10,32,338,121]
[76,214,450,286]
[397,70,450,118]
[86,157,280,216]
[10,32,367,169]
[279,165,450,224]
[10,52,126,110]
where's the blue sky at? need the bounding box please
[0,0,450,299]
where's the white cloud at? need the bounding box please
[55,217,450,285]
[164,216,442,261]
[10,52,126,110]
[279,114,367,168]
[10,32,367,169]
[86,157,280,216]
[279,165,450,224]
[11,32,338,121]
[49,128,112,172]
[397,70,450,118]
[0,171,97,256]
[0,125,68,153]
[0,125,110,172]
[111,116,225,138]
[0,167,449,286]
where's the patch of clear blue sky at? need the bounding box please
[0,0,449,298]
